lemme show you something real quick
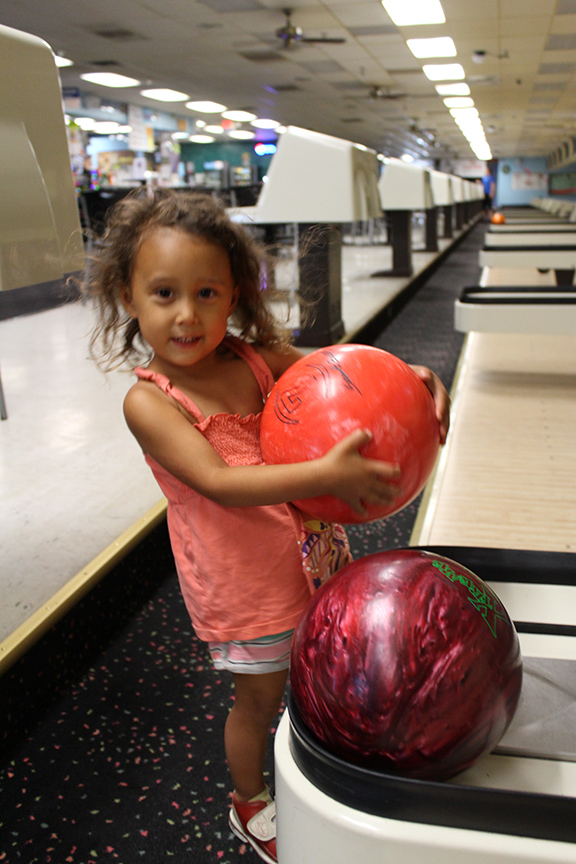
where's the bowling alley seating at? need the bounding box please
[499,198,576,224]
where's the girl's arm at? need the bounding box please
[123,382,400,516]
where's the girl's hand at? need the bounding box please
[410,365,451,445]
[320,429,402,517]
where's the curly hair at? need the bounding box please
[85,188,293,370]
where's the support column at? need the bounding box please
[293,224,345,347]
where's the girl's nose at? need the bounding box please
[176,298,199,323]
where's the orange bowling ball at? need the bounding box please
[491,212,506,224]
[260,344,441,524]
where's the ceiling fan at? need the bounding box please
[368,85,407,100]
[275,8,346,48]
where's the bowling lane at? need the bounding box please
[412,330,576,554]
[481,265,556,286]
[408,297,576,826]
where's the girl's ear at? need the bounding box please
[228,286,240,317]
[120,285,137,318]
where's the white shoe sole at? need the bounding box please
[229,806,277,864]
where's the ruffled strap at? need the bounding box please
[134,367,205,421]
[224,335,275,399]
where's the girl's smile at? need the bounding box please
[122,227,238,374]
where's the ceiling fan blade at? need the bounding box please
[301,37,346,44]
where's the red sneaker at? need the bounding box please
[229,793,277,863]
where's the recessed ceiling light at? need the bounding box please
[406,37,456,58]
[381,0,445,26]
[222,110,256,122]
[186,101,227,113]
[435,83,470,96]
[423,63,465,81]
[228,130,255,140]
[140,88,189,102]
[250,118,280,129]
[189,135,216,143]
[204,125,224,134]
[80,72,140,87]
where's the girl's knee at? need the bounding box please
[232,670,287,722]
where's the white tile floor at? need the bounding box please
[0,234,451,658]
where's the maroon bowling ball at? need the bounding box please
[290,549,522,781]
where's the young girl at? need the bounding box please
[87,189,450,863]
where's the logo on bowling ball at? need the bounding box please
[432,559,509,638]
[273,350,362,426]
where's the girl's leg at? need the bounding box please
[225,668,288,801]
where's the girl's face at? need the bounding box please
[122,227,238,372]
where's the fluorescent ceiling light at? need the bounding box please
[74,117,97,130]
[381,0,445,26]
[222,110,256,122]
[229,130,255,140]
[423,63,464,81]
[450,106,479,119]
[204,125,224,134]
[140,88,189,102]
[186,101,227,113]
[443,97,474,108]
[115,125,133,134]
[189,135,215,143]
[54,54,73,67]
[80,72,140,87]
[406,37,456,58]
[172,132,190,139]
[92,121,123,134]
[435,83,470,96]
[250,118,280,129]
[401,154,414,162]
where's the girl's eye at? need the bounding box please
[198,287,216,299]
[156,287,173,299]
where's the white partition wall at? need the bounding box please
[377,158,434,211]
[430,171,454,207]
[254,126,382,224]
[0,24,84,293]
